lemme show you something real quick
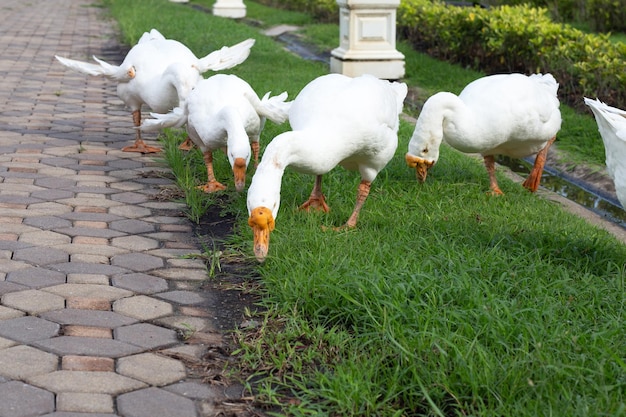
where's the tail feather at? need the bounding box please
[55,55,130,81]
[140,107,188,132]
[253,91,291,124]
[197,39,255,73]
[138,28,166,44]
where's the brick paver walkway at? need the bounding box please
[0,1,241,416]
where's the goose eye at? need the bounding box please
[422,148,429,154]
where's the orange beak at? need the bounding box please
[233,157,247,192]
[248,206,275,262]
[405,153,434,183]
[127,66,136,79]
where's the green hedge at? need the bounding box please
[398,0,626,110]
[255,0,626,110]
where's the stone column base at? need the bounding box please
[212,1,246,18]
[330,57,405,80]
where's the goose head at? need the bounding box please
[248,206,275,262]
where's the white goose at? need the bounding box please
[405,73,562,194]
[247,73,408,262]
[55,28,255,153]
[583,97,626,209]
[141,74,290,192]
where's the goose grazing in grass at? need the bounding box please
[247,73,408,262]
[55,28,255,153]
[141,74,290,192]
[405,73,562,195]
[583,97,626,209]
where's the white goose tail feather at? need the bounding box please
[196,38,255,73]
[54,55,130,82]
[140,107,188,132]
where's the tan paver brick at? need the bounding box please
[56,392,115,413]
[62,355,115,372]
[63,325,112,338]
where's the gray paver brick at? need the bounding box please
[111,273,169,294]
[33,336,144,358]
[117,387,198,417]
[111,252,164,272]
[6,268,67,288]
[0,381,55,417]
[115,323,180,350]
[42,283,132,301]
[12,247,69,266]
[0,316,60,343]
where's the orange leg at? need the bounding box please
[483,155,504,195]
[341,180,371,229]
[123,110,161,154]
[522,136,556,192]
[251,141,260,168]
[299,175,330,212]
[197,150,226,193]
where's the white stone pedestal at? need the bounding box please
[212,0,246,18]
[330,0,405,80]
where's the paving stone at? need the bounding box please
[56,392,115,414]
[117,353,186,386]
[110,191,150,204]
[40,309,137,328]
[151,268,208,282]
[6,267,67,288]
[25,202,74,217]
[32,336,144,358]
[164,381,220,400]
[115,323,180,350]
[1,289,65,314]
[12,247,69,266]
[51,262,129,276]
[30,189,75,200]
[18,230,72,245]
[0,304,25,320]
[0,345,59,379]
[111,252,164,272]
[66,273,109,285]
[112,295,173,321]
[61,356,115,372]
[0,336,17,349]
[34,177,76,189]
[155,290,206,305]
[66,297,111,310]
[27,370,147,394]
[166,257,207,269]
[108,205,152,219]
[63,325,112,338]
[110,235,160,251]
[0,316,60,343]
[55,226,126,239]
[0,258,32,276]
[111,273,169,294]
[22,215,73,230]
[0,381,55,417]
[154,316,215,334]
[117,387,198,417]
[42,283,132,301]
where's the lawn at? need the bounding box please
[103,0,626,415]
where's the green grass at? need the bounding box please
[103,0,626,415]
